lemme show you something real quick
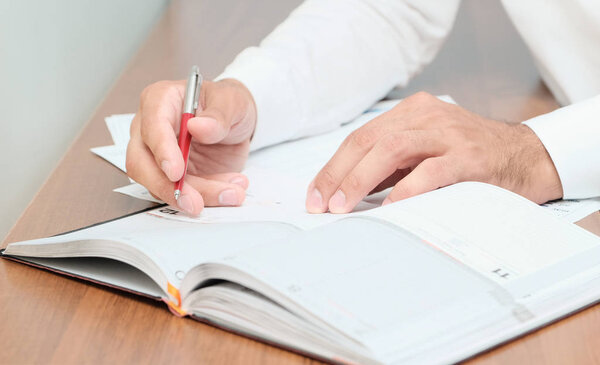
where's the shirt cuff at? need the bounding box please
[215,47,303,152]
[523,95,600,199]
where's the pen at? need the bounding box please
[174,65,202,201]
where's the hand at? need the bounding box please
[306,92,563,214]
[126,78,257,215]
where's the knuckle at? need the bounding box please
[153,80,172,90]
[465,140,484,156]
[343,173,362,192]
[145,80,178,97]
[423,158,445,179]
[424,108,445,124]
[142,81,163,96]
[340,134,352,149]
[380,133,406,155]
[349,128,378,150]
[316,168,338,190]
[426,158,456,185]
[406,91,434,105]
[140,83,154,99]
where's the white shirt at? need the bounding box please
[217,0,600,199]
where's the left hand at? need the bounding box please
[305,92,564,214]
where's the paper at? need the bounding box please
[219,188,600,364]
[542,198,600,223]
[145,165,387,230]
[99,96,600,225]
[114,183,163,204]
[113,101,399,229]
[105,99,404,227]
[91,114,135,181]
[363,182,600,280]
[105,113,134,145]
[91,144,128,173]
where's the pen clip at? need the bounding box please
[193,72,202,112]
[183,65,202,114]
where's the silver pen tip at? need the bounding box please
[174,190,181,201]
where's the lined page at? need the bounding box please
[4,212,298,293]
[363,182,600,281]
[219,183,600,363]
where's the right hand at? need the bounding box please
[126,78,257,215]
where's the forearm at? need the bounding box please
[217,0,460,150]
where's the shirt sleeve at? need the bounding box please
[523,94,600,199]
[215,0,460,151]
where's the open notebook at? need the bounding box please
[3,183,600,364]
[4,97,600,364]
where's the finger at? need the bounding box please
[139,81,187,182]
[188,81,250,145]
[306,122,385,213]
[200,172,249,190]
[383,156,458,205]
[127,132,204,214]
[370,169,410,194]
[328,131,447,213]
[185,175,247,207]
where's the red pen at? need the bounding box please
[174,66,202,201]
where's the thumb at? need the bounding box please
[187,79,254,145]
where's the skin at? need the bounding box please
[127,80,563,215]
[126,79,256,215]
[306,91,564,214]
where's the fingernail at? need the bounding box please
[161,160,172,180]
[177,194,194,214]
[329,190,346,213]
[219,189,239,206]
[382,198,392,206]
[306,188,324,213]
[229,176,247,188]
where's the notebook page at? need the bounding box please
[13,256,165,298]
[362,182,600,282]
[215,217,513,364]
[213,183,600,363]
[4,212,297,294]
[542,197,600,223]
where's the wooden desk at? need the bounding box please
[2,0,599,363]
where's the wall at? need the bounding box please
[0,0,169,239]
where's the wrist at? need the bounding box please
[516,123,563,203]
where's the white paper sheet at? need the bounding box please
[542,198,600,223]
[114,183,163,204]
[99,96,600,224]
[105,113,134,146]
[90,144,128,173]
[362,182,600,280]
[92,114,135,182]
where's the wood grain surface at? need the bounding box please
[2,1,599,364]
